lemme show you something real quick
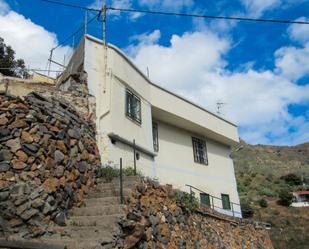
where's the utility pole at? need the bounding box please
[103,0,107,47]
[103,0,107,93]
[47,49,54,77]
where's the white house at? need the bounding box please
[59,35,242,217]
[291,191,309,208]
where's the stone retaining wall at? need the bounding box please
[0,92,101,238]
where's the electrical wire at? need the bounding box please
[52,13,98,51]
[107,7,309,25]
[39,0,100,12]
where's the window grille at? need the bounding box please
[126,89,141,124]
[152,122,159,152]
[192,137,208,165]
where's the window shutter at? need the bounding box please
[200,193,210,206]
[221,194,231,210]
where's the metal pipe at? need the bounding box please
[120,158,123,204]
[133,139,136,175]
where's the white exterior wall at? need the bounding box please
[153,121,241,217]
[63,35,242,217]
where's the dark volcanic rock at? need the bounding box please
[0,93,101,238]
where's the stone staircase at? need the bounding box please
[13,176,139,249]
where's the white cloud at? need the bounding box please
[0,0,9,15]
[275,43,309,81]
[0,2,72,76]
[288,17,309,44]
[128,29,309,145]
[241,0,281,17]
[138,0,193,11]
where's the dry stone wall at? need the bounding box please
[0,92,101,238]
[118,179,274,249]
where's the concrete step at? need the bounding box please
[69,205,126,216]
[61,226,120,240]
[40,237,114,249]
[87,188,132,198]
[84,196,121,207]
[67,214,123,227]
[93,181,137,191]
[96,176,140,185]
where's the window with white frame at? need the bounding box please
[126,89,141,124]
[152,122,159,152]
[192,137,208,165]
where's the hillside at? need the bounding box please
[232,141,309,249]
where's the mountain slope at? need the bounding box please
[232,141,309,249]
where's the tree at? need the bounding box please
[278,189,294,206]
[259,198,268,208]
[280,173,302,186]
[241,202,254,218]
[0,37,29,78]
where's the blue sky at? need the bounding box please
[1,0,309,145]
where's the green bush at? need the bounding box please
[258,186,276,197]
[175,191,199,213]
[95,166,140,182]
[280,173,302,186]
[259,198,268,208]
[241,202,254,218]
[97,166,120,182]
[237,182,248,195]
[278,188,293,206]
[123,167,137,176]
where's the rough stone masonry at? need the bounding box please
[0,92,101,238]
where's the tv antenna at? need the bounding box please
[216,101,226,115]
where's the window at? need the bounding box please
[200,193,210,206]
[192,137,208,165]
[152,122,159,152]
[221,194,231,210]
[126,89,141,124]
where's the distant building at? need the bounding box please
[291,191,309,207]
[59,35,242,217]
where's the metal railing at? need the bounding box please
[185,184,242,218]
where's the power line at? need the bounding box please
[108,7,309,25]
[39,0,100,12]
[52,13,98,51]
[38,0,309,25]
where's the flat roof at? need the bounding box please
[85,34,237,127]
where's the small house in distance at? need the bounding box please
[59,35,242,217]
[291,191,309,208]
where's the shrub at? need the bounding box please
[237,182,248,195]
[259,198,268,208]
[241,202,254,218]
[175,191,199,213]
[258,186,276,197]
[278,188,293,206]
[123,167,137,176]
[280,173,302,186]
[95,166,140,182]
[97,166,120,182]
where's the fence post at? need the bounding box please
[211,196,214,210]
[120,158,123,204]
[133,139,136,175]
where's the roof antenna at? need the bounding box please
[146,67,149,78]
[216,101,226,116]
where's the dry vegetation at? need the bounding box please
[232,141,309,249]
